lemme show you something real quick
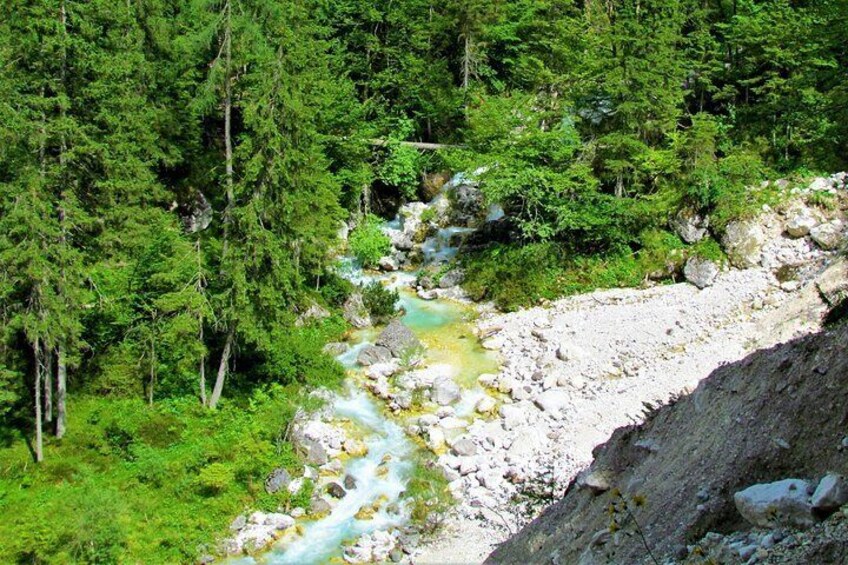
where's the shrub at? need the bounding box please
[404,458,453,531]
[349,215,391,268]
[361,281,399,323]
[421,207,437,224]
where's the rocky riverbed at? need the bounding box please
[221,173,847,564]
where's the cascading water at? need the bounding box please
[245,174,501,564]
[261,390,414,565]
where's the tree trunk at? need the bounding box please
[208,327,235,409]
[199,324,207,407]
[56,344,67,439]
[34,339,44,463]
[148,337,155,406]
[44,348,53,424]
[463,34,471,91]
[221,1,234,260]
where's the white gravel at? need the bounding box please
[413,263,830,564]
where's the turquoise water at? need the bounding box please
[244,260,497,564]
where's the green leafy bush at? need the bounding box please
[361,281,399,323]
[349,215,391,268]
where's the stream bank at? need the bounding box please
[224,173,846,564]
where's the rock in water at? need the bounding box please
[357,345,392,366]
[684,257,719,289]
[431,376,461,406]
[734,479,816,528]
[264,467,292,494]
[326,481,347,499]
[811,474,848,513]
[375,319,421,358]
[671,208,710,243]
[722,220,765,268]
[449,182,486,227]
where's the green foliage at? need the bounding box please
[404,458,453,531]
[0,388,313,563]
[689,238,727,264]
[420,207,438,224]
[361,282,400,324]
[377,142,422,201]
[349,215,392,268]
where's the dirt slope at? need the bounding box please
[486,321,848,565]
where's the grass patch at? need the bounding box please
[462,232,689,311]
[0,381,339,563]
[404,456,453,533]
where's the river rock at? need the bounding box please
[439,269,465,288]
[311,496,332,515]
[734,479,816,528]
[427,427,446,451]
[684,257,719,289]
[534,389,570,413]
[326,481,347,499]
[375,320,421,358]
[378,255,399,271]
[287,477,305,495]
[810,220,846,250]
[785,208,818,238]
[323,342,350,356]
[671,208,710,243]
[264,513,295,530]
[475,395,497,414]
[296,302,331,327]
[432,376,461,405]
[344,438,368,457]
[722,220,765,268]
[557,341,587,362]
[343,293,372,329]
[307,443,329,465]
[451,438,477,457]
[449,182,486,227]
[357,345,392,366]
[344,474,358,490]
[230,514,247,531]
[811,474,848,513]
[264,467,292,494]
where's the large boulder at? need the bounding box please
[671,208,710,243]
[343,293,372,329]
[810,219,846,250]
[375,320,421,358]
[533,389,571,413]
[449,183,486,227]
[721,220,765,268]
[811,474,848,513]
[734,479,816,528]
[684,257,719,289]
[785,207,819,238]
[264,468,292,494]
[438,269,465,289]
[296,302,331,327]
[431,376,461,406]
[357,345,392,366]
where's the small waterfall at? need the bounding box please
[421,226,475,264]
